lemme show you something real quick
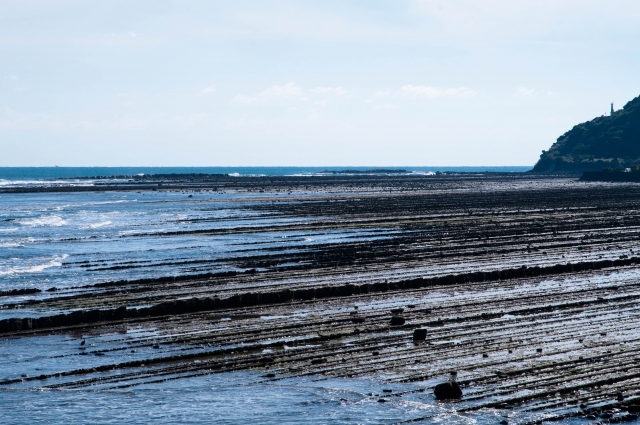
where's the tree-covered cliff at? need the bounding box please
[532,95,640,172]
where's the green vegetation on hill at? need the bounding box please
[532,95,640,172]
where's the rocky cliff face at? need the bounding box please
[532,95,640,172]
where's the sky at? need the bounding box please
[1,1,639,167]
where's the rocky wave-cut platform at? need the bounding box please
[5,172,640,423]
[2,257,638,334]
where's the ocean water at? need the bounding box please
[0,371,565,425]
[0,166,531,181]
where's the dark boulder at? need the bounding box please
[390,316,406,326]
[413,329,427,341]
[434,381,462,400]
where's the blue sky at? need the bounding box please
[1,0,639,166]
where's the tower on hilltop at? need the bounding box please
[611,103,614,116]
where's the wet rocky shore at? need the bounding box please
[2,172,640,423]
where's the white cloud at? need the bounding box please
[196,85,217,96]
[105,32,137,38]
[514,87,535,96]
[375,103,397,110]
[100,32,142,47]
[208,6,410,42]
[232,94,258,104]
[69,120,97,129]
[260,82,302,97]
[408,1,640,43]
[310,86,346,96]
[374,90,391,97]
[5,75,18,80]
[233,82,305,105]
[174,113,209,127]
[309,99,329,113]
[399,85,476,99]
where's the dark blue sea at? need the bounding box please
[0,166,531,181]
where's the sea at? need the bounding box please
[0,166,531,181]
[0,166,587,425]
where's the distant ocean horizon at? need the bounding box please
[0,166,532,180]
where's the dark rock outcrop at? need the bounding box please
[434,381,462,400]
[0,256,636,335]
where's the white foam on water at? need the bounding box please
[86,221,112,229]
[0,179,95,187]
[0,237,37,248]
[19,215,67,227]
[81,199,131,206]
[0,254,68,276]
[0,179,45,186]
[51,199,133,212]
[224,172,266,177]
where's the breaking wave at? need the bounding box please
[0,254,68,276]
[86,221,112,229]
[19,215,67,227]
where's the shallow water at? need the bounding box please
[0,371,594,425]
[0,190,395,294]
